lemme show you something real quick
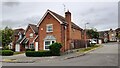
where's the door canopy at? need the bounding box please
[44,35,56,40]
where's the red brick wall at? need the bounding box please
[12,35,19,50]
[38,13,61,50]
[71,28,82,40]
[25,26,37,48]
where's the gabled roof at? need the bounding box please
[20,36,29,44]
[115,28,120,32]
[13,28,25,35]
[33,35,38,42]
[25,24,38,34]
[37,9,83,31]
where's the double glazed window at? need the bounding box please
[44,40,55,50]
[46,24,53,32]
[29,43,34,49]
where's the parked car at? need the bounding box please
[89,39,97,44]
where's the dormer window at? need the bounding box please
[46,24,53,32]
[30,33,33,38]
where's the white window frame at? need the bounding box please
[29,43,34,49]
[44,40,56,50]
[30,33,33,38]
[46,24,53,32]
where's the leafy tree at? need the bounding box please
[1,26,14,48]
[86,28,99,39]
[117,33,120,39]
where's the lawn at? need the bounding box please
[14,52,25,55]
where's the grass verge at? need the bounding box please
[79,45,101,53]
[14,52,25,55]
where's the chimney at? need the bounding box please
[65,10,71,50]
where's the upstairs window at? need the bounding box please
[46,24,53,32]
[30,33,33,38]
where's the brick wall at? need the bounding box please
[38,13,62,50]
[25,26,37,48]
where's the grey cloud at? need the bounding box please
[3,2,20,7]
[1,15,41,29]
[25,15,41,25]
[1,19,27,29]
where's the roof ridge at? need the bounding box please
[48,10,65,19]
[29,23,37,26]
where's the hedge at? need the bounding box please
[25,51,51,57]
[25,42,62,57]
[1,50,14,56]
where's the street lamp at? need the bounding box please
[84,22,89,48]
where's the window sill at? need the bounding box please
[46,31,53,33]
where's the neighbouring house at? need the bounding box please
[99,31,109,43]
[20,24,38,51]
[37,9,83,52]
[12,28,25,52]
[98,29,117,43]
[108,29,117,42]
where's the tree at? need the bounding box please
[1,26,14,48]
[117,33,120,39]
[86,28,99,39]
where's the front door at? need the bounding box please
[15,44,20,52]
[35,42,38,51]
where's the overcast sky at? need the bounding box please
[0,0,118,31]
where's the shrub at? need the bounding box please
[2,50,14,56]
[26,49,35,51]
[2,46,9,50]
[49,42,62,56]
[25,50,51,57]
[90,43,96,47]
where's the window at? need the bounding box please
[29,43,34,49]
[30,33,33,38]
[111,34,114,36]
[44,40,56,50]
[46,24,53,32]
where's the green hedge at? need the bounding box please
[25,51,51,57]
[1,50,14,56]
[25,42,62,57]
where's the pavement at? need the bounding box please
[2,42,118,66]
[1,44,102,63]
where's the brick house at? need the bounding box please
[108,29,117,42]
[98,29,117,43]
[12,28,25,52]
[99,31,109,43]
[37,9,83,52]
[20,24,38,51]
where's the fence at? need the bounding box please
[72,39,90,49]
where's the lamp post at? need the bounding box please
[84,22,89,48]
